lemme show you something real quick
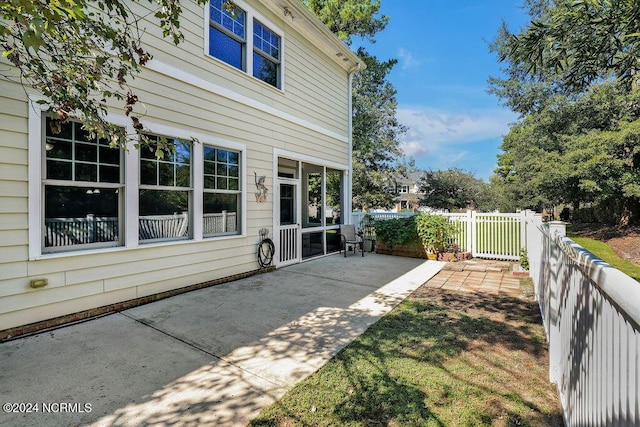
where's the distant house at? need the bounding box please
[0,0,363,334]
[393,172,424,212]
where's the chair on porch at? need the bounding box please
[339,224,363,257]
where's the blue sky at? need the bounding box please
[355,1,531,180]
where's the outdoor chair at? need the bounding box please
[339,224,363,257]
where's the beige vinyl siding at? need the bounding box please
[0,0,351,332]
[0,81,29,290]
[130,0,350,137]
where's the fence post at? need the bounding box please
[469,210,476,257]
[520,210,527,255]
[547,220,567,385]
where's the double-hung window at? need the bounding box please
[43,117,123,252]
[203,146,241,237]
[209,0,246,70]
[253,20,280,87]
[139,135,193,242]
[208,1,282,89]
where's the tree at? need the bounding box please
[489,0,640,224]
[351,48,407,210]
[0,0,235,155]
[301,0,388,44]
[303,1,407,211]
[503,0,640,93]
[417,168,492,211]
[492,82,640,223]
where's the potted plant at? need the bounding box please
[416,213,455,259]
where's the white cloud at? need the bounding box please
[397,48,421,71]
[396,105,517,173]
[398,107,514,146]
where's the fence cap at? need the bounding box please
[548,221,567,237]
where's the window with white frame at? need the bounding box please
[208,0,246,70]
[42,117,124,252]
[252,20,280,87]
[139,135,193,243]
[203,146,241,236]
[207,0,282,89]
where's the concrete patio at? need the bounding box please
[0,253,443,426]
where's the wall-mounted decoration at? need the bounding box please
[254,172,268,202]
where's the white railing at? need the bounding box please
[46,212,238,245]
[526,213,640,425]
[203,211,237,235]
[279,225,299,266]
[351,210,526,261]
[138,213,189,240]
[45,216,119,247]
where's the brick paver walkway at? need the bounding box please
[424,260,524,297]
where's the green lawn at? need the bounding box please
[250,284,562,426]
[567,232,640,281]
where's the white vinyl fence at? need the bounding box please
[526,212,640,425]
[351,210,526,260]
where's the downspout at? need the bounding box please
[347,62,361,224]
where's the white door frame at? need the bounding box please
[275,177,301,267]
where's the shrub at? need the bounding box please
[415,213,455,254]
[372,216,419,250]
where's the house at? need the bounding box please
[0,0,363,336]
[393,172,424,212]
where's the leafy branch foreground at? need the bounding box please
[251,284,563,426]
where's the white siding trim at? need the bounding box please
[273,148,348,171]
[124,133,140,248]
[27,98,44,259]
[144,59,347,143]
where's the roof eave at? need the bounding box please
[262,0,365,73]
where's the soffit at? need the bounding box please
[260,0,365,73]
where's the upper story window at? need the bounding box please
[207,0,283,89]
[43,117,123,252]
[253,20,280,87]
[400,185,410,194]
[209,0,246,70]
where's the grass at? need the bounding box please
[250,283,563,426]
[567,231,640,281]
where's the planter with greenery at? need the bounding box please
[373,213,465,260]
[373,216,425,258]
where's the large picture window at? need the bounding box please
[43,117,123,252]
[139,135,192,242]
[203,146,241,236]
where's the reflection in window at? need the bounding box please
[209,0,246,70]
[203,146,241,237]
[253,20,280,87]
[306,171,322,228]
[326,169,343,225]
[43,117,123,252]
[139,135,192,242]
[302,231,324,259]
[280,183,295,225]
